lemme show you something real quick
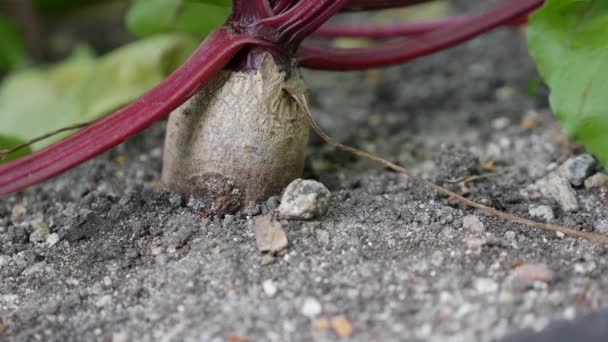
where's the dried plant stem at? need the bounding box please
[288,92,608,245]
[0,121,92,160]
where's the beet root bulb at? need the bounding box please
[161,53,309,214]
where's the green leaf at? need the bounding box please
[0,34,197,161]
[527,0,608,168]
[126,0,231,39]
[0,15,26,72]
[0,135,31,163]
[32,0,106,12]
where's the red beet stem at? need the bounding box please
[314,16,469,39]
[259,0,349,45]
[342,0,436,11]
[231,0,274,23]
[271,0,298,14]
[313,15,529,39]
[298,0,543,70]
[0,28,259,196]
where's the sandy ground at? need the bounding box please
[2,2,608,342]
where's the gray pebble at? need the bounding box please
[528,205,555,222]
[265,196,280,211]
[462,215,485,233]
[594,219,608,234]
[511,263,555,285]
[559,154,596,186]
[156,254,170,266]
[10,204,26,223]
[546,174,579,212]
[278,179,331,220]
[584,173,608,189]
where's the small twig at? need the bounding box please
[288,92,608,245]
[444,172,500,184]
[0,121,92,160]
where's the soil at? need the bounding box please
[2,2,608,342]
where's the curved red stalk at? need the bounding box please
[0,28,259,196]
[313,15,529,39]
[314,16,469,39]
[342,0,435,11]
[258,0,349,45]
[271,0,297,14]
[299,0,544,70]
[230,0,274,23]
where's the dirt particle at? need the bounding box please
[331,316,354,338]
[10,204,26,223]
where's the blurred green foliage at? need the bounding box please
[126,0,231,39]
[0,15,26,72]
[528,0,608,169]
[0,0,231,161]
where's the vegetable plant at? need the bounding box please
[4,0,608,244]
[0,0,544,206]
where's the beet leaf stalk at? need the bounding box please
[0,0,543,214]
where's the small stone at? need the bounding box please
[103,276,113,287]
[559,154,596,186]
[266,196,280,211]
[96,295,112,307]
[511,263,555,284]
[254,215,288,253]
[574,261,597,275]
[29,221,49,243]
[584,173,608,189]
[22,261,46,276]
[462,215,485,233]
[260,254,276,266]
[491,117,510,130]
[331,316,353,338]
[315,230,330,245]
[594,219,608,234]
[546,174,579,212]
[0,255,8,268]
[563,307,576,320]
[10,204,26,223]
[465,238,487,249]
[156,254,170,266]
[474,278,498,293]
[505,231,517,240]
[278,179,331,220]
[497,290,515,304]
[528,205,555,222]
[46,233,60,247]
[301,297,322,318]
[112,332,129,342]
[262,279,278,297]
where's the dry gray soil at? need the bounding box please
[2,3,608,342]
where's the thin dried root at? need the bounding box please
[0,121,92,160]
[288,92,608,245]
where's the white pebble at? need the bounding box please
[301,297,322,318]
[47,233,60,247]
[528,205,555,222]
[262,279,278,297]
[474,278,498,293]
